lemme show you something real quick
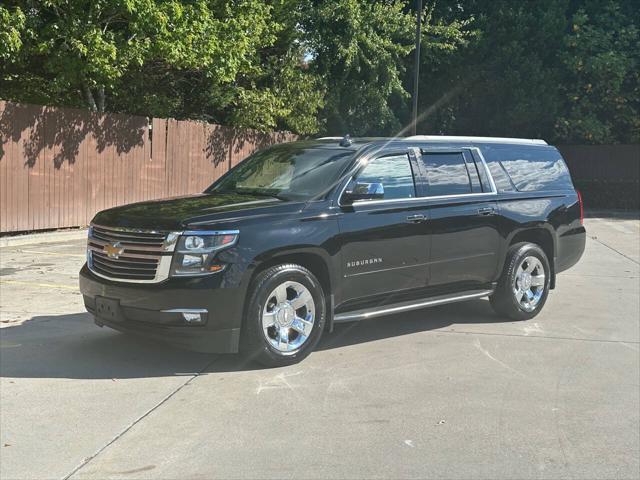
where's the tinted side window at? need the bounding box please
[485,160,516,193]
[356,154,416,200]
[482,145,573,192]
[422,152,472,196]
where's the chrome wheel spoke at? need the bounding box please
[530,275,545,287]
[273,284,288,303]
[526,257,541,273]
[262,311,276,329]
[262,280,316,353]
[512,255,546,312]
[277,326,290,350]
[290,289,312,310]
[291,315,313,337]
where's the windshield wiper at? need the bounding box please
[231,189,289,201]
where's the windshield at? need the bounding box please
[206,143,355,200]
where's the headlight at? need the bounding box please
[171,230,238,276]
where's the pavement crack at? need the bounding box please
[590,235,639,265]
[473,338,526,377]
[440,329,639,346]
[60,357,219,480]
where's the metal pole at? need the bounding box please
[411,0,422,136]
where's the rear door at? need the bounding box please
[336,149,430,304]
[418,147,501,287]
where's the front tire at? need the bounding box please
[490,242,550,321]
[241,264,326,367]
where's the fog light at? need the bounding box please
[181,254,204,268]
[161,309,208,325]
[182,312,203,324]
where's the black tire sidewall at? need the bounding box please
[243,264,326,366]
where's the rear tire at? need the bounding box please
[241,263,326,367]
[490,242,550,321]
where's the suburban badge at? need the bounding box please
[346,257,383,268]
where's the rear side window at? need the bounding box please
[482,146,573,192]
[421,152,473,196]
[356,154,416,200]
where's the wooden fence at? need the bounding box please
[1,100,639,233]
[0,101,296,233]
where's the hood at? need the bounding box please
[92,192,306,231]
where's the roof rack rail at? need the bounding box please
[316,134,354,147]
[404,135,547,145]
[339,134,352,147]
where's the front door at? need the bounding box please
[336,151,430,306]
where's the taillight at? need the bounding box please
[577,190,584,225]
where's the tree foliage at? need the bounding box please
[416,0,639,144]
[0,0,638,142]
[303,0,415,136]
[556,0,639,143]
[0,0,324,132]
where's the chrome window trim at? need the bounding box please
[338,146,499,207]
[469,147,498,194]
[347,191,497,207]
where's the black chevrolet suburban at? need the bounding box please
[80,135,586,366]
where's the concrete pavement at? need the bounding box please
[1,215,638,479]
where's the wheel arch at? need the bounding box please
[506,226,557,289]
[240,247,336,332]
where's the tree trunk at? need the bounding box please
[83,84,97,111]
[97,85,105,113]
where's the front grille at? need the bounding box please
[87,225,171,282]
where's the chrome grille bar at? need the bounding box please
[87,224,180,283]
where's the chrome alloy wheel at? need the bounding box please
[513,256,546,312]
[262,281,315,353]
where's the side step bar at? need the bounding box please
[333,289,494,323]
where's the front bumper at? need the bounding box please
[79,264,244,353]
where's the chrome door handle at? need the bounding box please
[406,214,426,223]
[477,207,496,216]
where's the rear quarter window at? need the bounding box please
[481,145,573,192]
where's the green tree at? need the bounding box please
[414,0,639,144]
[302,0,474,136]
[556,0,640,143]
[415,0,569,139]
[2,0,638,142]
[303,0,414,136]
[0,4,25,60]
[0,0,323,133]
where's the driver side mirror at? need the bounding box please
[342,181,385,204]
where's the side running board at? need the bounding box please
[333,289,494,323]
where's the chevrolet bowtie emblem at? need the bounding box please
[103,242,124,259]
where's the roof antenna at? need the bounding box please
[339,134,352,147]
